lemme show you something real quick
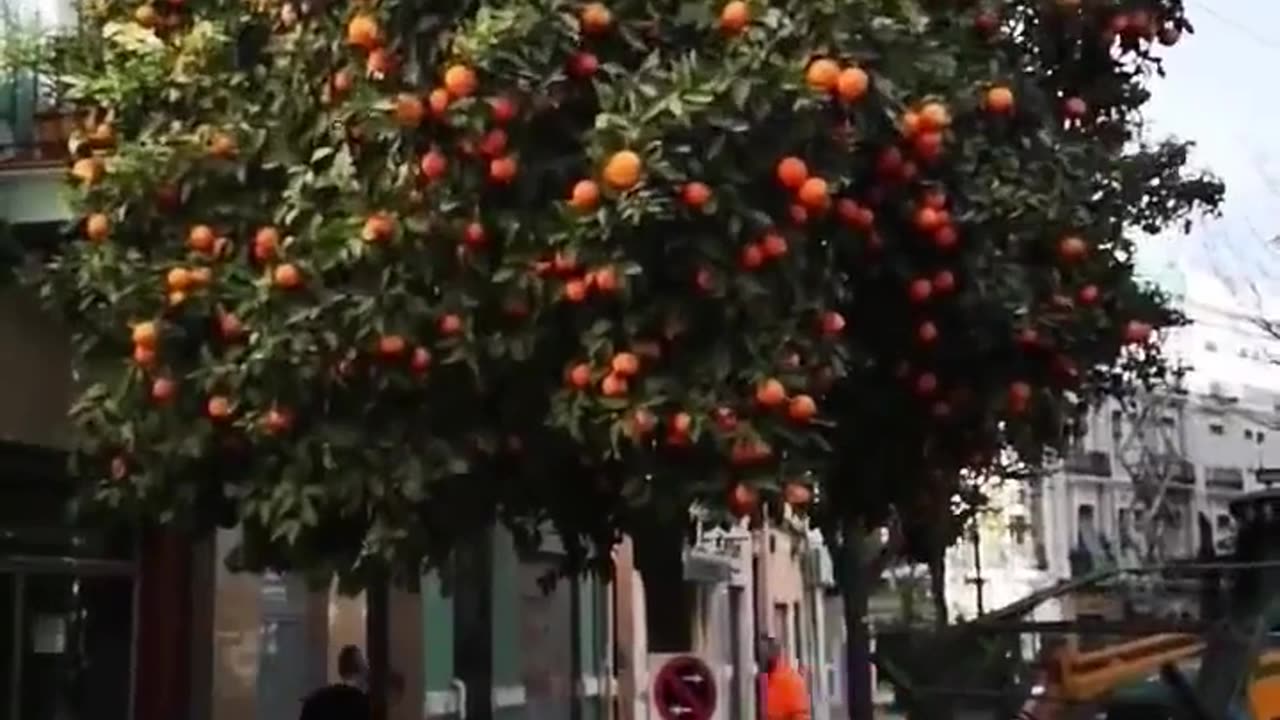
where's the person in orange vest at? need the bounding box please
[759,636,811,720]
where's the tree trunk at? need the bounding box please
[840,518,875,720]
[927,551,948,629]
[366,581,390,720]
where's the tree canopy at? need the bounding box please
[25,0,1220,583]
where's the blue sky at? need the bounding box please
[1143,0,1280,296]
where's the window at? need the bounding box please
[1205,340,1218,352]
[1161,416,1176,427]
[1260,431,1267,444]
[1246,429,1254,440]
[1209,423,1225,436]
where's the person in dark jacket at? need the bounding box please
[299,645,370,720]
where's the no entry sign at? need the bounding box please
[652,655,718,720]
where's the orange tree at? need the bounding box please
[29,0,1218,703]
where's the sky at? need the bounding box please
[1141,0,1280,302]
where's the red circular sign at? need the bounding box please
[653,655,717,720]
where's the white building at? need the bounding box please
[946,261,1280,620]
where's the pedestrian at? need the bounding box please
[760,636,811,720]
[299,645,371,720]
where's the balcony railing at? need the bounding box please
[1,6,75,167]
[1205,466,1245,491]
[1064,449,1113,478]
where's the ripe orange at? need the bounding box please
[428,88,450,116]
[611,352,640,377]
[787,394,817,422]
[1124,320,1153,345]
[762,232,788,258]
[740,243,765,269]
[567,363,592,389]
[361,213,395,243]
[985,86,1015,114]
[564,279,588,302]
[720,0,750,34]
[132,321,158,348]
[569,179,600,211]
[784,481,813,506]
[682,181,712,209]
[378,334,406,356]
[600,373,628,396]
[1058,235,1088,262]
[603,150,642,190]
[805,58,841,92]
[836,67,869,102]
[797,177,829,210]
[346,14,380,49]
[727,482,759,514]
[166,267,193,291]
[592,266,619,293]
[70,157,103,185]
[332,69,354,95]
[189,266,212,287]
[820,310,845,335]
[1063,96,1087,119]
[262,407,292,435]
[410,347,432,372]
[580,2,612,34]
[218,312,244,340]
[443,64,477,98]
[776,156,808,189]
[85,213,110,242]
[438,313,463,335]
[463,222,486,247]
[253,226,280,262]
[273,263,302,289]
[917,321,939,344]
[366,49,395,77]
[133,345,156,368]
[188,224,215,253]
[206,395,232,420]
[756,378,786,407]
[901,111,922,138]
[394,93,425,127]
[479,128,508,157]
[208,132,237,158]
[489,155,518,184]
[420,150,447,180]
[919,101,951,131]
[490,96,517,124]
[151,377,176,403]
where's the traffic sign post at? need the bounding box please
[652,655,718,720]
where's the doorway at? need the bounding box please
[0,557,136,720]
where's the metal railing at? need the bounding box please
[0,5,73,167]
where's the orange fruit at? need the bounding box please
[602,150,642,190]
[443,64,477,98]
[70,157,103,185]
[394,93,425,127]
[438,313,463,335]
[189,266,212,287]
[569,179,601,211]
[208,132,237,158]
[775,156,808,189]
[420,149,448,180]
[761,232,788,258]
[985,86,1015,114]
[366,49,396,78]
[805,58,841,92]
[85,213,110,242]
[919,101,951,131]
[611,352,640,377]
[740,243,764,269]
[592,266,619,293]
[755,378,786,407]
[166,267,192,291]
[567,363,592,389]
[787,394,817,422]
[564,279,588,302]
[580,2,612,34]
[346,14,380,49]
[331,69,354,95]
[253,226,280,262]
[600,373,628,397]
[133,345,156,368]
[489,155,518,184]
[797,177,830,210]
[273,263,302,289]
[361,213,395,243]
[151,377,176,403]
[132,321,158,348]
[410,347,432,372]
[463,222,487,247]
[428,88,450,116]
[378,334,406,356]
[188,224,215,253]
[835,66,869,102]
[206,395,232,420]
[218,312,244,340]
[682,181,712,209]
[262,407,292,435]
[720,0,750,34]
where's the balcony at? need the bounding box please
[1205,466,1245,492]
[1,3,76,170]
[1064,449,1113,478]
